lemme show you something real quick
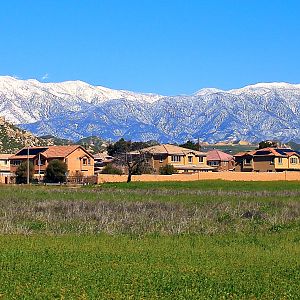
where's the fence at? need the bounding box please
[97,171,300,183]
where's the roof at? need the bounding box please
[10,145,93,160]
[234,148,300,158]
[42,145,93,158]
[138,144,207,156]
[0,154,13,159]
[206,150,234,162]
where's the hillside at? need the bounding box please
[2,77,300,143]
[0,117,49,153]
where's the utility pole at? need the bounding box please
[27,144,30,184]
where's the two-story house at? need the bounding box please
[206,149,234,171]
[135,144,214,173]
[234,148,300,172]
[10,145,94,178]
[0,154,13,183]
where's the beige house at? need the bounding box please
[0,154,13,184]
[136,144,214,173]
[234,148,300,172]
[10,145,94,178]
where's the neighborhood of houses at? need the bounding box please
[1,142,300,184]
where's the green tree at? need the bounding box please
[258,140,278,149]
[101,164,123,175]
[44,159,67,183]
[159,164,176,175]
[16,161,34,184]
[107,138,131,156]
[179,140,200,151]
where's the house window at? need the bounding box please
[159,155,163,163]
[278,157,283,165]
[290,157,298,164]
[171,155,181,162]
[88,158,91,165]
[188,156,193,163]
[199,156,204,163]
[11,160,21,166]
[208,161,219,166]
[244,158,252,165]
[270,158,275,165]
[83,158,88,165]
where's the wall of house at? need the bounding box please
[286,155,300,170]
[97,171,300,183]
[253,156,276,172]
[0,159,11,172]
[0,173,14,184]
[152,154,168,172]
[274,157,289,170]
[66,148,94,176]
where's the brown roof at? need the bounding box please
[207,150,234,162]
[139,144,207,156]
[42,145,93,158]
[234,148,297,158]
[0,154,13,159]
[10,155,36,160]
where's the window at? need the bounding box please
[83,158,88,165]
[290,157,298,164]
[244,158,252,165]
[188,156,193,163]
[88,158,91,165]
[270,158,275,165]
[199,156,204,163]
[278,157,283,165]
[11,160,21,166]
[171,155,181,162]
[208,161,219,166]
[159,155,163,163]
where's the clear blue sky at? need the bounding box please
[1,0,300,95]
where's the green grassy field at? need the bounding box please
[0,181,300,299]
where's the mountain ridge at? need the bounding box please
[1,76,300,143]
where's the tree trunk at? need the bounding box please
[127,169,132,183]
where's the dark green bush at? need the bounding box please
[101,164,123,175]
[44,159,67,183]
[159,164,176,175]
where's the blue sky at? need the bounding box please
[1,0,300,95]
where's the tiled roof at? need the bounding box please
[234,148,297,158]
[0,154,13,159]
[139,144,207,156]
[207,150,234,162]
[41,145,85,158]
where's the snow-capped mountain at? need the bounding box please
[1,76,300,143]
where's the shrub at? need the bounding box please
[159,164,176,175]
[44,159,67,183]
[101,164,123,175]
[16,161,34,184]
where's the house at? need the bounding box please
[0,154,13,183]
[135,144,214,173]
[94,152,114,173]
[206,149,234,171]
[234,148,300,172]
[10,145,94,178]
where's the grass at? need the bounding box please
[0,234,299,299]
[0,181,300,299]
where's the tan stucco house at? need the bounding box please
[10,145,94,178]
[234,148,300,172]
[135,144,214,173]
[0,154,13,183]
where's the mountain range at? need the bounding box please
[1,76,300,143]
